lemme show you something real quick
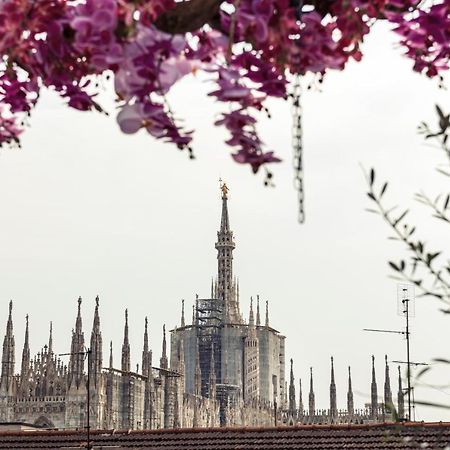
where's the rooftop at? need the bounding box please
[0,422,450,449]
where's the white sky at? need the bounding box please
[0,23,449,421]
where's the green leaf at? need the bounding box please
[380,182,388,198]
[394,210,409,227]
[367,192,376,201]
[388,261,400,272]
[436,104,445,120]
[414,400,450,409]
[426,252,441,264]
[417,241,424,254]
[444,194,449,210]
[432,358,450,364]
[436,168,450,178]
[370,168,375,186]
[416,366,431,378]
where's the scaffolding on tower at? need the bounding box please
[194,296,240,426]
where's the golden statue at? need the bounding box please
[220,179,229,198]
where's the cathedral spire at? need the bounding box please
[256,295,261,326]
[109,341,113,369]
[371,355,378,419]
[215,181,240,324]
[20,314,30,380]
[69,297,84,389]
[347,366,354,417]
[142,317,151,377]
[248,297,255,328]
[330,357,337,420]
[48,321,53,355]
[397,366,405,419]
[160,324,168,369]
[308,367,315,416]
[1,301,15,392]
[384,355,393,412]
[180,300,185,327]
[219,180,230,232]
[288,359,296,418]
[298,378,304,419]
[90,296,102,387]
[121,309,130,373]
[265,301,269,328]
[76,296,82,334]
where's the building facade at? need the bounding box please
[0,185,405,429]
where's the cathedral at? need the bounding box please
[0,185,405,430]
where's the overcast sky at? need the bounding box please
[0,23,449,421]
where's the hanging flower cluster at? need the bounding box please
[0,0,448,173]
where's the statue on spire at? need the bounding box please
[219,179,229,199]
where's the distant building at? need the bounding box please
[0,185,403,429]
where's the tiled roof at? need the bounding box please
[1,422,450,449]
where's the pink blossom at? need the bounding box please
[390,1,450,77]
[117,101,192,148]
[70,0,123,70]
[0,0,448,167]
[0,104,23,148]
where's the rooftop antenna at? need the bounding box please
[363,284,420,421]
[398,284,415,421]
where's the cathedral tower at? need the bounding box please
[215,182,241,324]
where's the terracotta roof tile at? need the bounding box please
[0,422,450,449]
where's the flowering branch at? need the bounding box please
[0,0,448,176]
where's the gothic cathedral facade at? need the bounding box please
[0,186,403,429]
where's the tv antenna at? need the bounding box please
[363,284,419,421]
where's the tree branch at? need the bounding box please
[154,0,224,34]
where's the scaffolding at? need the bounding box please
[195,297,241,426]
[195,297,222,397]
